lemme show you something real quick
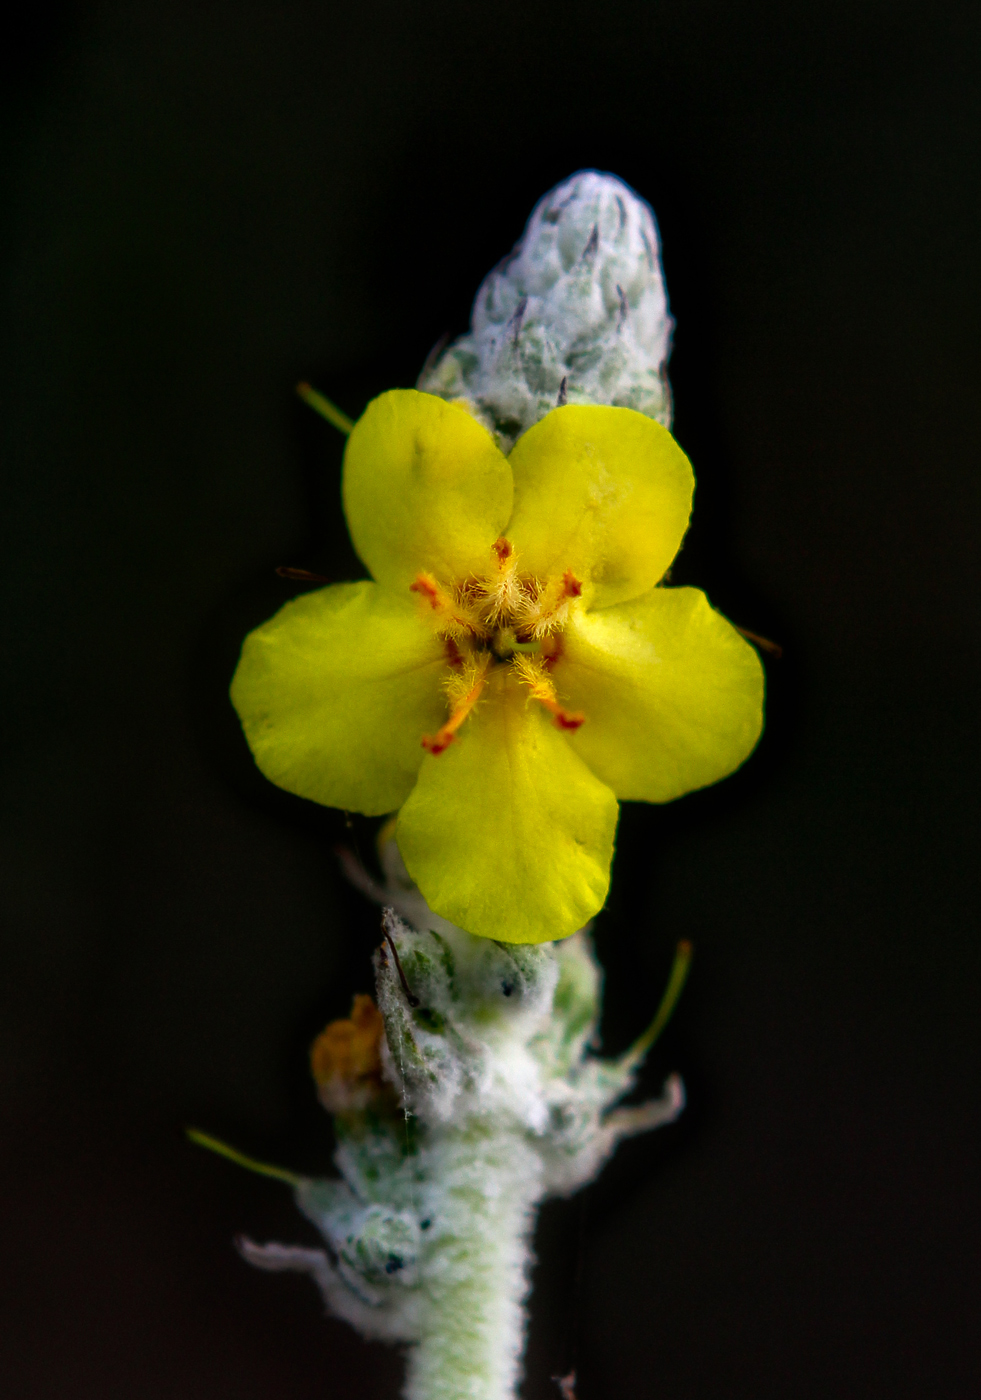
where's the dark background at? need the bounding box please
[2,2,979,1396]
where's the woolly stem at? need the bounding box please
[405,1129,542,1400]
[234,906,686,1393]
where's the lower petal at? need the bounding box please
[396,667,619,944]
[231,581,447,816]
[559,586,765,803]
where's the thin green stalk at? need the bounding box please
[186,1127,304,1187]
[296,381,355,434]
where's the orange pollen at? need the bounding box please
[493,536,514,564]
[560,569,582,599]
[422,673,487,755]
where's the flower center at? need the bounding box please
[410,537,585,754]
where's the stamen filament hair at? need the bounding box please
[422,655,491,755]
[512,653,585,730]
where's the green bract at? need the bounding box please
[231,389,764,943]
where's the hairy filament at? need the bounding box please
[423,655,491,754]
[522,569,583,639]
[479,537,525,627]
[512,654,584,730]
[411,571,486,640]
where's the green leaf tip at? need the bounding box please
[630,939,693,1060]
[185,1127,304,1187]
[296,381,355,434]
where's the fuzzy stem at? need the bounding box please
[235,912,685,1393]
[406,1128,543,1400]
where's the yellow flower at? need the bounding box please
[231,390,764,944]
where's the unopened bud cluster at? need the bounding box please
[419,170,674,448]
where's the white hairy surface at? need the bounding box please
[245,865,684,1400]
[418,169,674,448]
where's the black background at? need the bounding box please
[2,2,980,1396]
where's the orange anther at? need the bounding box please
[556,708,584,730]
[560,569,582,598]
[410,571,443,609]
[537,693,585,730]
[493,537,514,564]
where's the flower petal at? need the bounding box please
[504,405,694,608]
[231,582,447,816]
[395,666,618,944]
[343,390,514,590]
[558,586,764,802]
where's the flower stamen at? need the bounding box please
[422,654,491,755]
[480,537,524,627]
[512,653,585,731]
[410,571,484,639]
[523,568,584,638]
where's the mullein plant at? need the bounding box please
[198,171,766,1400]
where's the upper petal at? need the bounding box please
[395,666,618,944]
[343,390,514,589]
[230,581,448,816]
[504,405,694,608]
[558,586,764,802]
